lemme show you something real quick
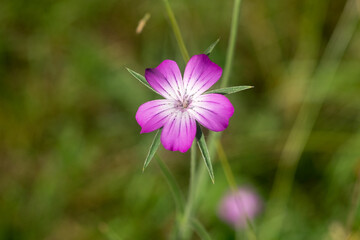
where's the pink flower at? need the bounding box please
[218,187,262,229]
[136,54,234,153]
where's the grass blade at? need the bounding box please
[126,67,160,95]
[204,38,220,56]
[206,86,253,95]
[143,129,161,171]
[156,155,185,213]
[195,124,214,183]
[191,218,212,240]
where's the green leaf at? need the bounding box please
[204,38,220,56]
[206,85,253,95]
[143,129,161,171]
[156,155,185,213]
[126,67,160,95]
[191,218,212,240]
[195,123,214,183]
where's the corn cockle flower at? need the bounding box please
[218,186,262,229]
[135,54,234,153]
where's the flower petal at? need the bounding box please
[161,111,196,153]
[145,60,183,100]
[136,99,176,133]
[189,94,234,132]
[183,54,222,97]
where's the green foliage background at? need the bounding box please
[0,0,360,239]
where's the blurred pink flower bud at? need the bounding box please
[218,186,262,229]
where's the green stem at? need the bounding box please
[259,0,359,239]
[221,0,242,88]
[180,143,197,239]
[163,0,190,63]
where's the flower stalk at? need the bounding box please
[180,142,197,239]
[156,0,246,238]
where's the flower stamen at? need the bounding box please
[182,99,189,108]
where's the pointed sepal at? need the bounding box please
[143,129,161,171]
[204,38,220,56]
[126,67,160,95]
[206,86,253,95]
[195,123,214,183]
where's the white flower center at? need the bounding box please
[175,95,193,111]
[182,99,190,108]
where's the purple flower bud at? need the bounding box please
[218,186,262,229]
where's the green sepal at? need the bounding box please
[126,67,160,95]
[143,129,161,171]
[206,86,253,95]
[204,38,220,56]
[195,123,214,183]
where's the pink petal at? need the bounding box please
[183,54,222,97]
[161,111,196,153]
[136,99,176,133]
[189,94,234,132]
[145,60,184,100]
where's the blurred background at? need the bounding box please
[1,0,360,239]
